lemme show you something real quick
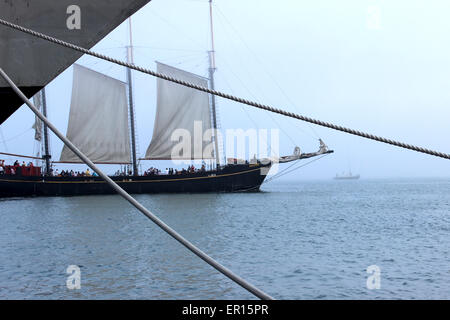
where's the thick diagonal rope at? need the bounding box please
[1,18,449,160]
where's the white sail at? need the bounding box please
[60,64,131,163]
[145,62,214,160]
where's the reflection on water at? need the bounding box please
[0,178,449,299]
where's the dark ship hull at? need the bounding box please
[0,163,270,197]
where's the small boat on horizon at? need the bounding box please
[334,171,360,180]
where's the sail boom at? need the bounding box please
[0,151,43,160]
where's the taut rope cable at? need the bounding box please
[0,18,449,160]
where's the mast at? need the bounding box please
[127,17,138,176]
[41,87,51,175]
[208,0,221,167]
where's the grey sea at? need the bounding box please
[0,178,449,299]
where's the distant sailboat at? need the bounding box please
[334,170,360,180]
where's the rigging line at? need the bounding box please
[214,65,277,156]
[237,153,329,192]
[162,51,207,61]
[236,155,329,192]
[0,127,7,151]
[191,55,210,72]
[211,10,316,142]
[83,63,117,78]
[174,0,208,3]
[96,45,205,53]
[0,127,32,143]
[171,53,209,66]
[1,19,449,161]
[274,154,329,180]
[0,151,43,160]
[264,159,308,184]
[149,9,206,50]
[215,66,279,158]
[213,4,320,139]
[265,154,330,184]
[158,53,208,66]
[133,45,204,52]
[216,64,281,157]
[218,71,260,130]
[216,52,311,146]
[219,51,296,139]
[0,67,274,301]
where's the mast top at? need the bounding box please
[127,18,134,64]
[208,0,216,70]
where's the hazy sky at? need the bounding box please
[1,0,449,179]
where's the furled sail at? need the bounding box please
[145,62,214,160]
[60,65,131,163]
[32,91,42,142]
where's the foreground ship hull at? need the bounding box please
[0,0,151,124]
[0,163,270,197]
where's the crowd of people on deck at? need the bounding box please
[0,159,99,177]
[52,168,98,177]
[0,159,208,177]
[0,159,37,176]
[142,164,206,176]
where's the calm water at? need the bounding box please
[0,178,449,299]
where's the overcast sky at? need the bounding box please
[1,0,449,179]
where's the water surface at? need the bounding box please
[0,178,449,299]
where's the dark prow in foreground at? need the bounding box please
[0,0,151,124]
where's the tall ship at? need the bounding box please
[0,1,332,197]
